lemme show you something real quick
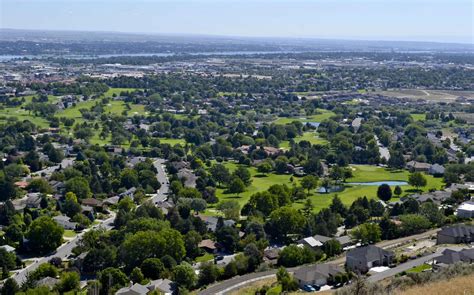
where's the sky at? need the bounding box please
[1,0,473,43]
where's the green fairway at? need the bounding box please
[280,131,328,148]
[411,113,426,121]
[158,138,186,146]
[274,109,336,125]
[63,230,77,238]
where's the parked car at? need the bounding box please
[302,285,316,292]
[312,284,321,291]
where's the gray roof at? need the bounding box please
[346,245,393,263]
[438,225,474,239]
[437,248,474,265]
[294,264,344,282]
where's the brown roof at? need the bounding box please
[81,198,103,207]
[14,181,29,189]
[198,239,216,250]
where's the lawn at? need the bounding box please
[280,131,328,148]
[411,113,426,121]
[274,109,336,125]
[208,162,444,214]
[158,138,186,146]
[195,253,214,263]
[208,161,300,208]
[407,264,432,273]
[63,230,77,238]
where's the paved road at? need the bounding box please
[12,158,170,286]
[199,228,441,295]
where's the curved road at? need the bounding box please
[199,228,440,295]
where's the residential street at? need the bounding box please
[12,158,170,286]
[199,228,441,295]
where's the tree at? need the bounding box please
[300,175,319,195]
[420,202,445,226]
[216,200,240,220]
[244,243,263,271]
[265,207,305,241]
[216,226,240,252]
[1,278,19,295]
[233,166,252,186]
[56,271,80,293]
[130,267,145,284]
[63,192,82,218]
[408,172,427,190]
[394,185,402,197]
[65,176,91,199]
[276,267,299,292]
[322,239,342,257]
[184,231,202,259]
[27,178,52,194]
[98,267,129,295]
[377,184,392,201]
[173,263,196,290]
[228,178,245,196]
[120,168,139,189]
[330,195,347,217]
[26,216,64,255]
[210,164,230,187]
[198,262,221,286]
[302,198,314,217]
[257,162,273,175]
[400,214,431,235]
[0,248,16,272]
[350,223,381,244]
[141,258,164,280]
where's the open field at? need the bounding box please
[274,109,336,125]
[396,273,474,295]
[375,89,474,102]
[158,138,186,146]
[411,113,426,121]
[280,131,328,148]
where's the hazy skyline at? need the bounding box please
[1,0,473,44]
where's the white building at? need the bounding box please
[456,201,474,218]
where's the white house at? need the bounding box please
[456,201,474,218]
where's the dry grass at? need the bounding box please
[228,278,277,295]
[396,273,474,295]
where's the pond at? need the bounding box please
[347,181,408,186]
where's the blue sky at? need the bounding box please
[1,0,473,43]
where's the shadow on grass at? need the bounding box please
[254,174,269,178]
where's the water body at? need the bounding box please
[347,181,408,186]
[0,50,300,61]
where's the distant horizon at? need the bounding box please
[1,0,472,44]
[1,27,473,46]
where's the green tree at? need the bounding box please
[300,175,319,195]
[120,168,139,189]
[210,164,231,187]
[257,162,273,175]
[98,267,129,295]
[1,278,19,295]
[26,216,64,255]
[198,262,221,286]
[141,258,165,280]
[350,223,381,244]
[394,185,403,197]
[322,239,342,257]
[65,176,91,199]
[56,271,80,293]
[130,267,145,284]
[265,207,305,241]
[228,177,245,196]
[184,231,202,259]
[408,172,427,191]
[216,200,240,220]
[377,184,392,201]
[173,263,196,290]
[420,202,445,226]
[0,248,16,272]
[400,214,431,235]
[276,267,299,292]
[232,166,252,186]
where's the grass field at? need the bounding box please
[195,253,214,263]
[411,113,426,121]
[63,230,77,238]
[395,273,474,295]
[280,131,328,148]
[208,162,444,214]
[274,109,336,125]
[407,264,432,273]
[158,138,186,146]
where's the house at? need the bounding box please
[352,118,362,133]
[294,264,344,287]
[456,201,474,218]
[0,245,15,253]
[406,161,431,172]
[81,198,104,209]
[346,245,394,273]
[177,168,198,188]
[36,276,60,289]
[25,193,42,208]
[429,164,445,176]
[435,248,474,267]
[103,196,120,206]
[263,248,280,264]
[402,190,451,204]
[116,279,175,295]
[53,215,77,230]
[437,225,474,244]
[119,187,137,199]
[297,236,323,249]
[198,239,217,253]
